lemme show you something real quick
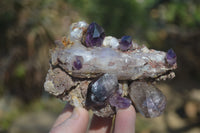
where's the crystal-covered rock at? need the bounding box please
[86,74,118,107]
[118,36,132,51]
[85,22,105,47]
[44,21,177,118]
[129,81,166,118]
[166,48,177,65]
[52,42,176,80]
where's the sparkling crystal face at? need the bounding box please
[166,48,177,65]
[85,22,105,47]
[118,36,132,51]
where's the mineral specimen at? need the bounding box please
[86,73,118,107]
[129,81,166,118]
[44,21,177,118]
[166,48,177,65]
[70,21,88,42]
[73,56,83,70]
[109,88,132,109]
[102,36,119,49]
[118,35,132,51]
[85,22,105,47]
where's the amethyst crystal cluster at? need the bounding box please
[44,21,177,118]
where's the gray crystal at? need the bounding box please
[129,81,166,118]
[86,74,118,107]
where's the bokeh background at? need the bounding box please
[0,0,200,133]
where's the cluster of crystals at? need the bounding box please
[70,21,177,72]
[65,21,176,117]
[86,74,131,109]
[84,22,134,51]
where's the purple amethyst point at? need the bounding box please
[166,48,177,65]
[73,56,83,70]
[109,91,131,109]
[118,36,132,51]
[85,22,105,47]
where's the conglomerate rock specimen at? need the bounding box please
[44,21,177,118]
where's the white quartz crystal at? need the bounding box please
[102,36,119,49]
[70,21,88,42]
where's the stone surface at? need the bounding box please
[44,67,75,96]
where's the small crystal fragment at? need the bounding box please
[129,81,166,118]
[132,41,139,50]
[166,48,177,65]
[86,74,118,107]
[118,36,132,51]
[109,89,131,109]
[73,56,83,70]
[85,22,105,47]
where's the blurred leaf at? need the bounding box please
[14,64,26,78]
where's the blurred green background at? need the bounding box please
[0,0,200,133]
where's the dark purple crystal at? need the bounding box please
[118,36,132,51]
[86,74,118,107]
[85,22,105,47]
[166,48,177,65]
[73,56,83,70]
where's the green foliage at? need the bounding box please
[67,0,142,37]
[163,1,200,28]
[14,64,26,79]
[0,108,21,130]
